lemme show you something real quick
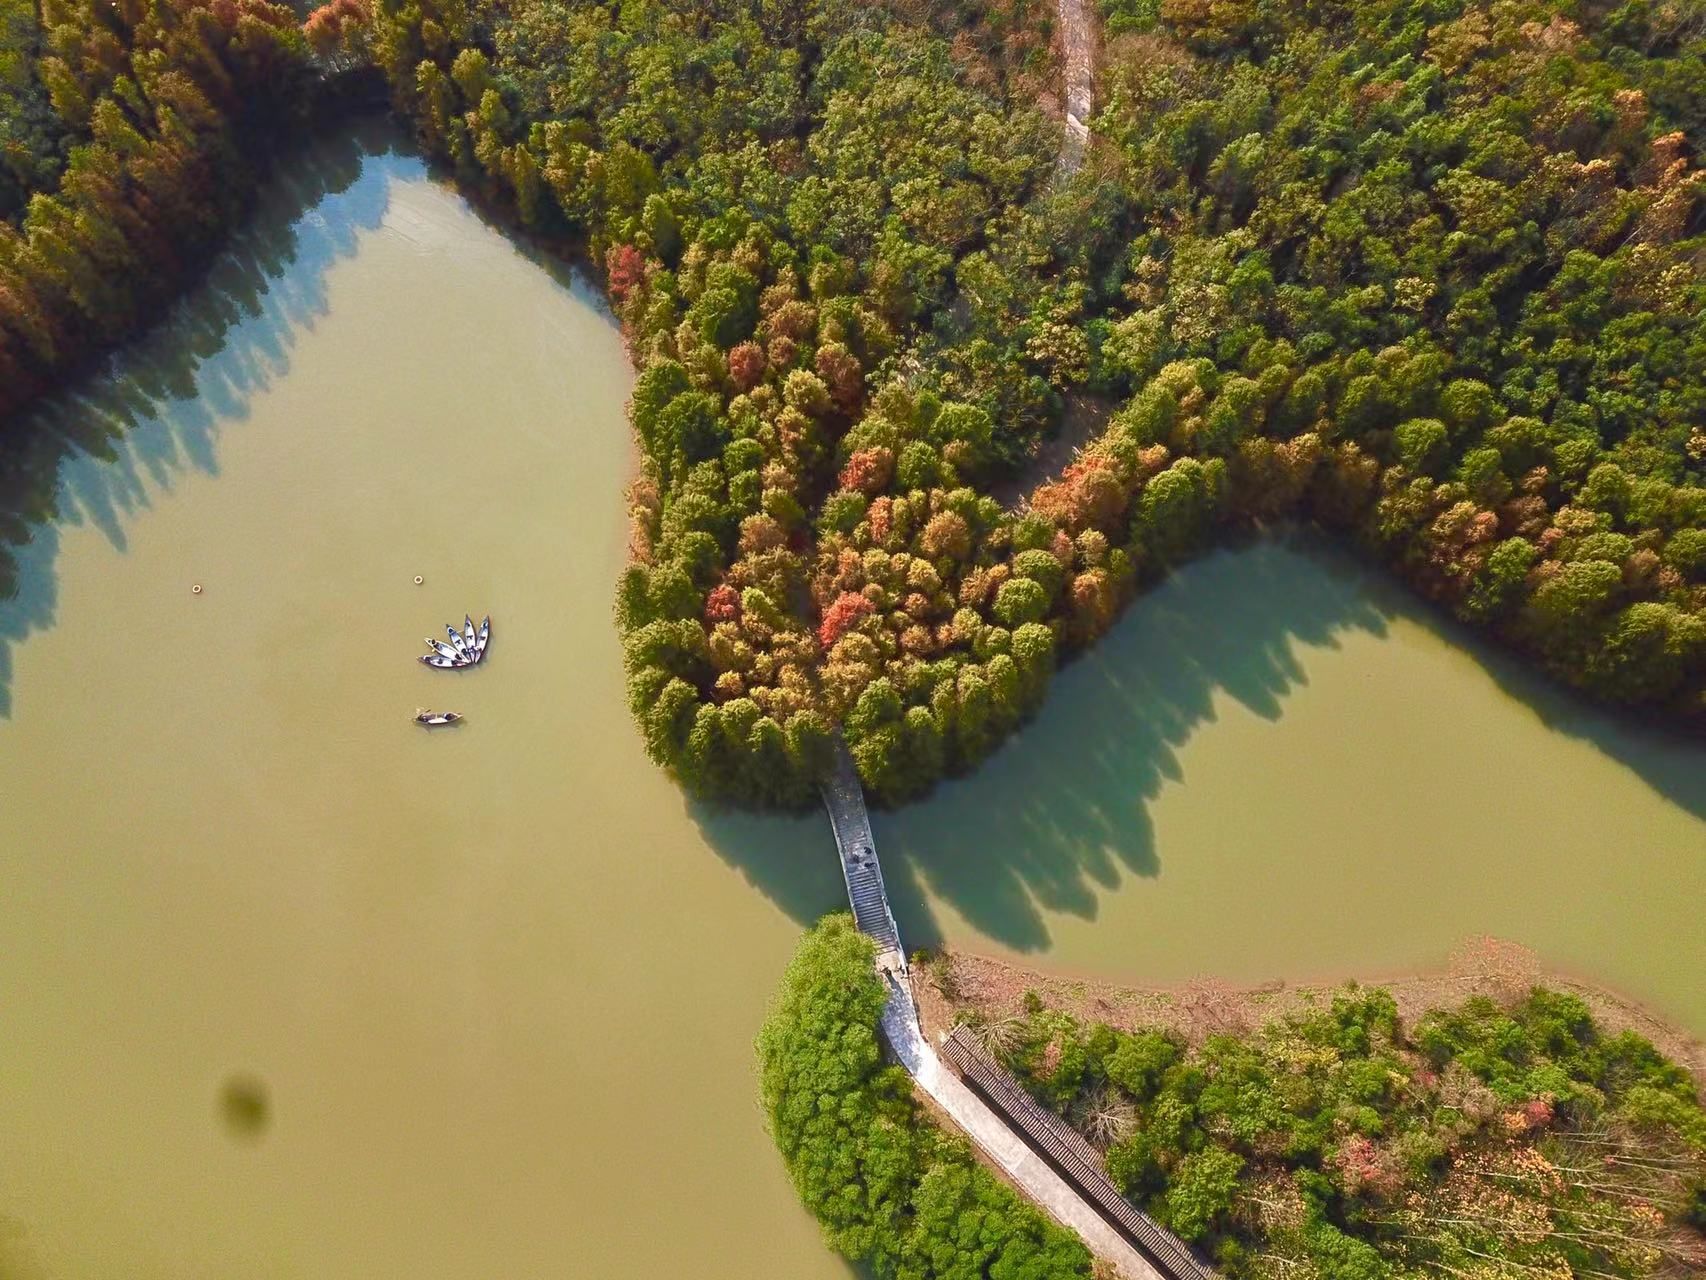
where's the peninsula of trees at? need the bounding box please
[758,915,1098,1280]
[353,0,1706,804]
[5,0,1706,806]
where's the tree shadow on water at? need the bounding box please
[690,799,850,929]
[696,528,1704,960]
[873,532,1396,954]
[1391,563,1706,826]
[0,114,416,718]
[882,531,1706,954]
[690,532,1398,950]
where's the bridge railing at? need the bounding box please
[819,736,906,969]
[941,1027,1219,1280]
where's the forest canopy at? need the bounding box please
[952,981,1706,1278]
[349,0,1706,805]
[5,0,1706,804]
[0,0,314,420]
[757,915,1096,1279]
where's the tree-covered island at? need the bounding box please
[763,918,1706,1280]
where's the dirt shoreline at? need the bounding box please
[911,936,1706,1087]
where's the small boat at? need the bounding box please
[414,708,462,726]
[417,616,489,668]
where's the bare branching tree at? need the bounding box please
[958,1015,1025,1060]
[1070,1080,1138,1149]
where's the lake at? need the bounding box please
[875,536,1706,1036]
[0,121,843,1280]
[2,119,1701,1280]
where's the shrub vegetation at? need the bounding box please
[965,985,1706,1277]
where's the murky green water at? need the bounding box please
[2,119,1702,1280]
[876,536,1706,1038]
[0,124,843,1280]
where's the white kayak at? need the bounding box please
[445,624,469,657]
[473,615,491,661]
[463,615,478,654]
[414,709,462,726]
[420,653,461,669]
[425,637,460,660]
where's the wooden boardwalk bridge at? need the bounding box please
[820,739,905,969]
[818,739,1216,1280]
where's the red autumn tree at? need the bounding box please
[867,496,894,545]
[839,447,894,496]
[304,0,370,58]
[814,341,864,411]
[728,341,765,391]
[1029,456,1127,532]
[704,584,741,624]
[606,244,646,302]
[818,591,874,650]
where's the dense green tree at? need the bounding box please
[6,0,1705,809]
[0,0,314,421]
[758,917,1093,1279]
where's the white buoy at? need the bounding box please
[414,575,423,585]
[192,584,203,595]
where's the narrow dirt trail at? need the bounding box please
[1057,0,1095,173]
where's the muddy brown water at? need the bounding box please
[2,121,1702,1279]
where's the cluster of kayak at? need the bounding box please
[414,613,490,727]
[420,614,491,669]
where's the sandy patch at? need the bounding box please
[911,936,1706,1088]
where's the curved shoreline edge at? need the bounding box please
[767,914,1706,1280]
[911,939,1706,1091]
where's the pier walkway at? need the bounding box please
[818,739,1211,1280]
[943,1027,1218,1280]
[820,738,905,970]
